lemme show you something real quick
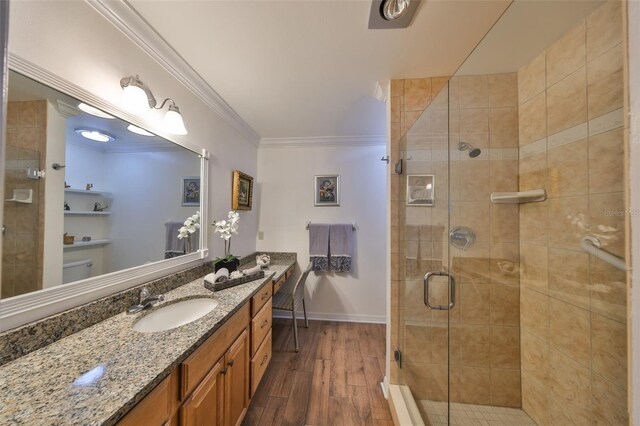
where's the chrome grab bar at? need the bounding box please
[423,271,456,311]
[580,235,625,272]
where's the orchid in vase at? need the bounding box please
[177,211,200,253]
[212,210,240,269]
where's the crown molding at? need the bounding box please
[259,135,387,148]
[86,0,261,146]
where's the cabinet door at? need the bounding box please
[224,328,250,426]
[180,358,225,426]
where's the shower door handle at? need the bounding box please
[423,271,456,310]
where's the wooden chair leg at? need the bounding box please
[302,298,309,328]
[292,305,299,352]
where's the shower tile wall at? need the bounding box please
[2,101,47,298]
[518,1,627,424]
[390,74,522,407]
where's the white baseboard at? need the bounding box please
[272,311,386,324]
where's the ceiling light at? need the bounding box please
[381,0,411,21]
[75,129,115,143]
[127,124,155,136]
[120,75,188,135]
[78,103,115,119]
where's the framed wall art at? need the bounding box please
[406,174,435,206]
[181,176,200,206]
[314,175,340,206]
[232,170,254,210]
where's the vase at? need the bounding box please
[214,258,239,273]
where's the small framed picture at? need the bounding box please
[181,176,200,206]
[232,170,254,211]
[314,175,340,207]
[406,174,435,206]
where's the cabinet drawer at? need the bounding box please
[251,283,272,317]
[181,303,250,399]
[273,275,286,294]
[285,267,293,279]
[251,299,272,356]
[250,329,272,396]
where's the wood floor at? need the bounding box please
[242,318,392,426]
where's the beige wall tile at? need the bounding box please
[459,161,490,201]
[402,362,434,400]
[588,43,623,120]
[460,283,490,325]
[489,107,519,148]
[432,76,450,101]
[519,151,547,192]
[548,247,590,309]
[449,76,460,110]
[549,298,591,367]
[547,195,589,250]
[588,127,624,194]
[547,67,587,136]
[460,201,490,242]
[460,366,491,405]
[589,192,625,257]
[590,257,626,323]
[489,243,520,286]
[521,331,549,388]
[390,96,401,123]
[521,287,549,341]
[490,204,519,243]
[591,313,627,389]
[490,327,520,369]
[404,78,432,111]
[460,325,491,367]
[549,349,592,424]
[591,375,628,425]
[490,284,519,326]
[518,51,546,103]
[547,139,588,198]
[459,74,489,109]
[488,73,518,108]
[586,0,622,61]
[520,243,548,293]
[404,324,432,363]
[522,373,550,425]
[490,159,519,193]
[403,110,423,134]
[432,325,460,365]
[390,79,404,96]
[518,92,546,146]
[519,203,548,246]
[459,108,489,133]
[491,368,521,407]
[546,21,586,87]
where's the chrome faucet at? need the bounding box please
[127,287,165,314]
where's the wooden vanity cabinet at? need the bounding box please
[118,279,274,426]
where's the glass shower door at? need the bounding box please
[398,80,453,425]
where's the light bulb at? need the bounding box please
[164,105,187,135]
[121,84,150,114]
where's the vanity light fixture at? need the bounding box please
[120,75,188,135]
[75,129,115,143]
[78,103,115,119]
[126,124,154,137]
[381,0,410,21]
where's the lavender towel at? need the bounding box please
[329,224,353,272]
[309,223,330,271]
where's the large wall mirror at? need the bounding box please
[0,64,208,330]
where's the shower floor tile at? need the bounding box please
[419,400,537,426]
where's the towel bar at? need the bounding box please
[580,235,625,272]
[306,221,357,230]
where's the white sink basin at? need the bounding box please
[133,298,219,333]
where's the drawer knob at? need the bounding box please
[221,367,228,375]
[261,319,269,329]
[261,292,269,301]
[227,359,234,367]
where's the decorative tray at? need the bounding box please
[204,270,265,292]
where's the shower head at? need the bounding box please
[458,142,482,158]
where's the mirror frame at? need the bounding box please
[0,53,209,331]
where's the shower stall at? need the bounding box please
[389,1,629,424]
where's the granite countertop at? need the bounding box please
[0,257,295,426]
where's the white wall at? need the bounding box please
[629,1,639,422]
[106,149,200,270]
[257,143,387,322]
[7,1,259,262]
